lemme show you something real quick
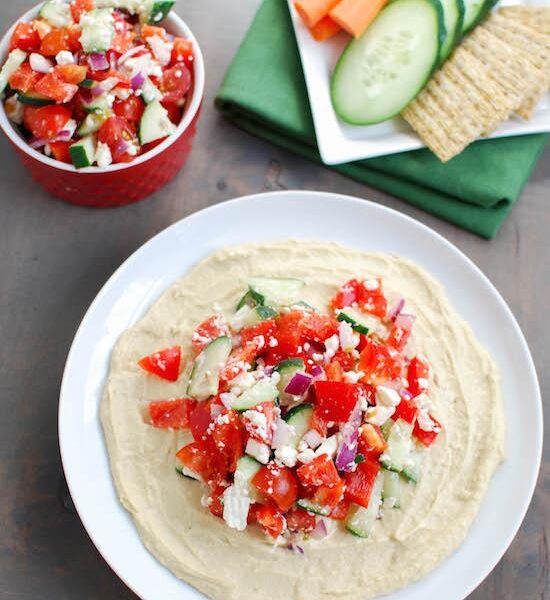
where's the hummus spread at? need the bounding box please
[101,239,505,600]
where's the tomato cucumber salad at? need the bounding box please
[138,275,442,547]
[0,0,194,168]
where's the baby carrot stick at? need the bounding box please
[310,15,342,41]
[294,0,342,28]
[329,0,388,37]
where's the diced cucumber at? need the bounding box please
[175,464,200,480]
[461,0,497,34]
[235,455,262,502]
[345,473,384,537]
[402,449,422,484]
[297,499,331,516]
[246,276,305,308]
[77,111,110,136]
[146,1,175,24]
[16,91,54,107]
[80,8,116,53]
[236,288,265,311]
[439,0,465,61]
[379,418,413,473]
[274,359,306,405]
[231,379,279,412]
[230,304,277,332]
[331,0,444,125]
[141,77,162,104]
[382,470,401,509]
[0,49,27,95]
[79,78,96,89]
[336,307,371,335]
[69,135,97,168]
[294,301,316,312]
[82,93,113,114]
[187,336,232,401]
[139,100,176,144]
[39,0,73,27]
[94,0,173,23]
[284,403,313,448]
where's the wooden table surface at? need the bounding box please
[0,1,548,598]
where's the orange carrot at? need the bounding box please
[329,0,388,37]
[310,15,342,41]
[294,0,341,28]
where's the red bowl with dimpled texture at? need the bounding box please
[0,4,205,207]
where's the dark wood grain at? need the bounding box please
[0,1,548,598]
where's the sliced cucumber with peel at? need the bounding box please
[80,8,116,53]
[275,358,306,405]
[236,288,265,310]
[187,336,232,401]
[230,304,277,332]
[284,403,313,449]
[139,100,176,144]
[246,276,305,308]
[175,464,200,480]
[0,49,27,95]
[337,307,371,335]
[297,499,331,516]
[461,0,497,34]
[146,1,175,23]
[234,455,263,502]
[382,470,401,508]
[439,0,465,61]
[380,418,414,473]
[39,0,73,27]
[69,135,97,168]
[331,0,444,125]
[231,379,279,411]
[402,448,422,484]
[17,91,54,107]
[345,473,384,537]
[77,111,110,136]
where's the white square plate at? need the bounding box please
[287,0,550,165]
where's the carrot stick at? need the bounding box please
[294,0,342,28]
[310,15,342,41]
[329,0,388,37]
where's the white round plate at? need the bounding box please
[59,191,542,600]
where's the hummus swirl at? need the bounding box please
[101,240,505,600]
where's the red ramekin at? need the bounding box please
[0,4,205,207]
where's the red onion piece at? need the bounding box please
[29,128,74,149]
[118,44,147,64]
[113,137,130,157]
[400,389,413,401]
[311,365,324,379]
[284,372,313,396]
[311,519,328,540]
[219,393,236,410]
[210,403,224,420]
[335,401,362,472]
[90,83,106,97]
[389,298,405,321]
[302,429,323,449]
[394,313,416,334]
[131,71,145,90]
[88,52,110,71]
[286,543,305,555]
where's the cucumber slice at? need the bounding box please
[461,0,497,34]
[17,91,54,107]
[345,473,384,537]
[236,288,265,310]
[246,276,305,308]
[69,135,97,168]
[0,49,27,95]
[297,499,331,516]
[80,8,116,53]
[235,455,263,502]
[284,403,313,448]
[147,1,175,24]
[439,0,465,61]
[175,464,200,480]
[274,359,306,405]
[231,379,279,412]
[77,111,110,136]
[230,304,278,332]
[79,78,96,89]
[141,77,162,104]
[382,470,401,508]
[139,100,176,144]
[187,336,232,401]
[402,449,422,484]
[82,93,113,114]
[331,0,444,125]
[379,418,413,473]
[39,0,73,27]
[336,307,371,335]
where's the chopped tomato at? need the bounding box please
[138,345,181,382]
[176,441,226,485]
[240,319,277,347]
[310,479,345,508]
[191,314,229,353]
[34,71,78,103]
[160,63,192,104]
[220,336,265,383]
[211,409,244,473]
[9,23,40,52]
[171,37,194,67]
[331,349,356,371]
[356,333,369,353]
[252,503,286,539]
[70,0,94,23]
[98,116,137,162]
[407,357,429,397]
[358,337,403,386]
[207,484,226,518]
[296,455,341,488]
[300,313,339,344]
[8,63,42,93]
[413,415,441,447]
[359,280,387,318]
[264,311,305,365]
[392,396,418,424]
[252,464,299,512]
[313,380,360,423]
[40,27,80,55]
[286,507,316,533]
[325,360,344,382]
[148,398,196,430]
[49,141,72,163]
[23,105,71,139]
[161,101,182,124]
[242,402,277,444]
[344,457,380,508]
[329,497,351,520]
[88,68,130,87]
[311,408,328,437]
[189,400,214,442]
[141,24,168,40]
[112,95,145,123]
[358,424,387,457]
[386,315,415,352]
[54,64,87,84]
[112,30,136,54]
[330,278,362,311]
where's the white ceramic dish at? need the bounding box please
[286,0,550,165]
[59,190,542,600]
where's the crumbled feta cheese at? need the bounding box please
[243,409,269,441]
[95,141,112,168]
[417,377,429,390]
[268,337,279,348]
[30,53,53,73]
[270,371,281,386]
[55,50,74,65]
[297,440,308,452]
[414,393,431,409]
[296,448,315,463]
[338,321,358,352]
[366,405,395,426]
[376,386,401,407]
[222,484,250,531]
[363,278,380,291]
[314,435,338,459]
[324,334,339,359]
[417,408,440,432]
[302,429,323,449]
[343,370,365,384]
[147,34,173,66]
[80,9,115,53]
[274,445,298,468]
[181,467,201,480]
[245,438,270,464]
[230,370,256,392]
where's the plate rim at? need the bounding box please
[58,190,543,600]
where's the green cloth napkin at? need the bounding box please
[215,0,548,238]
